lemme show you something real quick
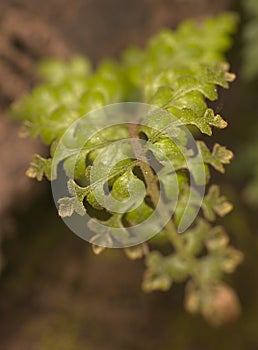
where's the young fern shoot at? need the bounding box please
[11,13,243,325]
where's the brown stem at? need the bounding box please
[128,123,200,281]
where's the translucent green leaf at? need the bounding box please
[63,152,87,180]
[202,185,233,221]
[88,214,129,247]
[182,219,210,256]
[142,252,173,292]
[38,56,92,85]
[167,107,227,136]
[124,243,149,260]
[67,179,88,202]
[220,247,244,274]
[185,281,241,326]
[165,254,189,282]
[205,226,229,252]
[198,141,233,173]
[58,196,86,217]
[124,201,153,226]
[26,154,52,181]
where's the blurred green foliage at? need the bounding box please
[242,0,258,81]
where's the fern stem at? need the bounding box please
[128,123,201,282]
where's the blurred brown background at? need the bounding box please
[2,1,258,350]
